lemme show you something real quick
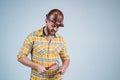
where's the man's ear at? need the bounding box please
[45,19,48,23]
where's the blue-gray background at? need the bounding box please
[0,0,120,80]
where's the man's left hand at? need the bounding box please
[58,66,66,75]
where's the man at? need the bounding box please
[17,9,70,80]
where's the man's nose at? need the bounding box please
[54,27,57,31]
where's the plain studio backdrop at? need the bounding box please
[0,0,120,80]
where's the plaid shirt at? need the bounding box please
[17,27,70,80]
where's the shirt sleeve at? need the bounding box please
[59,39,70,61]
[17,33,34,60]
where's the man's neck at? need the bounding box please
[44,27,52,41]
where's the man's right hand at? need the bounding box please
[36,64,47,74]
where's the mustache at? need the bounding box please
[51,29,56,32]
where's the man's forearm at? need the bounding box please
[18,56,38,70]
[62,59,70,69]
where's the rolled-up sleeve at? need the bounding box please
[17,33,34,60]
[59,39,70,61]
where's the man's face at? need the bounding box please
[46,19,59,36]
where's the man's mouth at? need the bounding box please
[51,30,55,33]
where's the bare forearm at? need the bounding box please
[18,56,38,70]
[18,56,46,73]
[62,59,70,69]
[58,59,70,75]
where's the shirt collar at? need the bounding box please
[40,26,58,38]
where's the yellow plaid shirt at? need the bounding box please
[17,27,70,80]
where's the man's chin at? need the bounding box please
[50,32,55,36]
[50,34,55,36]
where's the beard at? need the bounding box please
[46,26,56,36]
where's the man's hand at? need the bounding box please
[58,66,66,75]
[36,64,47,74]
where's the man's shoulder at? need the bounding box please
[56,33,63,38]
[29,27,43,37]
[55,33,65,41]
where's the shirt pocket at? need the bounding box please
[37,45,46,55]
[54,46,61,54]
[33,42,46,55]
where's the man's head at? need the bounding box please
[46,9,64,27]
[45,9,64,36]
